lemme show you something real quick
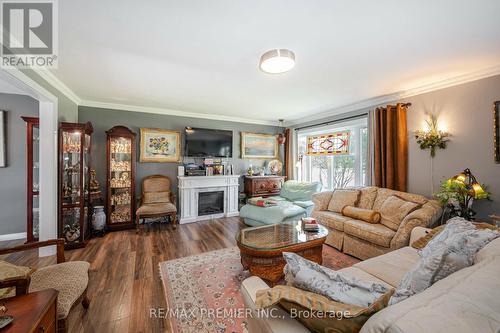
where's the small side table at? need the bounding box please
[1,289,58,333]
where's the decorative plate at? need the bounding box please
[268,159,283,175]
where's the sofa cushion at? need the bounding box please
[360,257,500,333]
[344,219,396,248]
[357,187,378,210]
[342,206,381,224]
[475,237,500,264]
[280,181,321,202]
[328,189,360,213]
[379,195,421,231]
[312,211,351,231]
[240,201,306,225]
[372,188,427,212]
[354,247,420,287]
[30,261,90,319]
[338,267,392,289]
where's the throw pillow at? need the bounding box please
[256,285,394,333]
[390,218,499,305]
[283,252,391,307]
[411,222,498,249]
[327,189,360,213]
[341,206,381,224]
[143,191,170,204]
[0,260,32,299]
[379,195,421,231]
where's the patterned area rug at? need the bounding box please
[159,245,359,333]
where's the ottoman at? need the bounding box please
[240,201,306,227]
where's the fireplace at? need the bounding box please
[198,191,224,216]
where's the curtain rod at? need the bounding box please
[293,102,412,132]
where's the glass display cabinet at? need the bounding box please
[58,122,93,249]
[22,116,40,242]
[106,126,136,230]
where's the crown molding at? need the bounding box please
[32,69,82,105]
[79,100,280,126]
[285,63,500,127]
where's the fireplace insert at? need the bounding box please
[198,191,224,216]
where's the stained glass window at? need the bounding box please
[306,131,350,155]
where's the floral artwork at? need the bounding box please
[140,128,181,162]
[306,131,350,155]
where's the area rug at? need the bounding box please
[159,245,359,333]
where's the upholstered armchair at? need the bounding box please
[135,175,177,231]
[0,239,90,333]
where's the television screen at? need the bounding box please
[185,127,233,157]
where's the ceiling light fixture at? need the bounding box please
[259,49,295,74]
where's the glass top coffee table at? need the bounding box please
[236,220,328,284]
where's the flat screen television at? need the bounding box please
[185,127,233,157]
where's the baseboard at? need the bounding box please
[0,232,27,241]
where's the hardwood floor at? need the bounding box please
[0,217,246,333]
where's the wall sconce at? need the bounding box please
[277,119,286,145]
[295,154,303,168]
[415,114,450,157]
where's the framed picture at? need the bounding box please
[241,132,278,159]
[140,128,181,163]
[495,101,499,163]
[0,111,6,167]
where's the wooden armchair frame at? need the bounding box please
[0,239,90,333]
[136,175,178,232]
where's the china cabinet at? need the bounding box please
[106,126,136,230]
[58,122,93,249]
[22,116,40,242]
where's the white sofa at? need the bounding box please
[241,227,500,333]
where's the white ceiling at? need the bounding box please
[53,0,500,124]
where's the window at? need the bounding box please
[297,117,368,190]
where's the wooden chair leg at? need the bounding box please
[82,290,91,309]
[57,318,67,333]
[135,215,140,234]
[172,213,177,229]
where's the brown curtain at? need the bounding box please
[284,128,293,179]
[373,103,408,191]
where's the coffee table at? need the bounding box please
[236,221,328,284]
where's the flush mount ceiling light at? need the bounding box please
[259,49,295,74]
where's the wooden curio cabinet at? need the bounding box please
[106,126,136,230]
[58,122,93,249]
[22,116,40,242]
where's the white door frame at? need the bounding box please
[0,68,59,256]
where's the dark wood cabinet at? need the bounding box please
[21,116,39,243]
[58,122,93,249]
[243,175,286,198]
[106,126,136,230]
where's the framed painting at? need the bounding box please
[0,111,5,167]
[140,128,181,163]
[241,132,278,159]
[495,101,499,163]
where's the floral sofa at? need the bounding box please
[311,187,442,259]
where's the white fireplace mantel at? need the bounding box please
[177,175,240,224]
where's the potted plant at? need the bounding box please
[433,169,491,221]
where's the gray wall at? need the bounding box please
[78,106,283,198]
[406,75,500,220]
[0,93,39,234]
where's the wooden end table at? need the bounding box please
[236,221,328,284]
[1,289,58,333]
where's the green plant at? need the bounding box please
[415,114,450,157]
[434,177,491,220]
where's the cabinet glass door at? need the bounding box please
[109,137,132,223]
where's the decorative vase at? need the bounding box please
[92,206,106,233]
